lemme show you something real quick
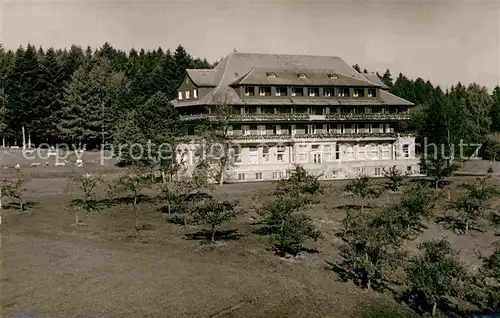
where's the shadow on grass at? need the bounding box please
[354,302,419,318]
[184,229,243,244]
[435,215,484,234]
[2,200,38,211]
[69,194,158,210]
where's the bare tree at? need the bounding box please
[109,166,153,231]
[199,97,237,186]
[1,171,31,211]
[67,172,103,226]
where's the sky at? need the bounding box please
[1,0,499,90]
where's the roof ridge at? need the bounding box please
[207,51,235,104]
[231,52,343,59]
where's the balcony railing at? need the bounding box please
[180,112,409,122]
[177,132,414,143]
[325,113,410,120]
[180,113,310,121]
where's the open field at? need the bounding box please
[1,155,499,317]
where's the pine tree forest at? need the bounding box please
[1,43,499,157]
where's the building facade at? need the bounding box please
[171,52,419,182]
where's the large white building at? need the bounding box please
[171,51,419,182]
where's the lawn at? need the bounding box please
[1,155,499,317]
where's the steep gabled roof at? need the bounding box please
[186,69,217,87]
[171,52,412,107]
[362,73,389,89]
[230,68,380,87]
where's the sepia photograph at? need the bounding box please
[0,0,499,317]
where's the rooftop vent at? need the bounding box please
[328,74,338,79]
[266,72,277,78]
[298,73,307,79]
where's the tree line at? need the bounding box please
[1,42,499,158]
[353,64,500,160]
[0,42,213,147]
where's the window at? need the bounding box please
[357,144,366,160]
[255,172,263,180]
[244,87,255,96]
[368,144,379,160]
[353,88,364,97]
[298,144,308,162]
[273,125,281,135]
[375,168,381,176]
[277,145,285,162]
[238,173,246,181]
[185,90,190,99]
[339,88,350,97]
[323,124,330,134]
[291,87,303,96]
[337,124,345,134]
[323,107,330,115]
[193,89,198,99]
[385,124,391,133]
[332,170,337,179]
[353,124,359,134]
[273,171,285,180]
[368,88,376,97]
[262,146,270,163]
[306,124,316,134]
[276,86,287,96]
[249,147,258,164]
[324,145,333,162]
[228,125,233,136]
[380,123,386,133]
[344,145,354,160]
[308,87,319,97]
[403,144,409,158]
[257,125,266,135]
[335,144,341,160]
[256,106,262,114]
[366,124,373,133]
[298,73,307,79]
[178,91,183,100]
[382,144,391,159]
[259,87,271,96]
[324,88,333,97]
[312,144,319,151]
[242,125,250,136]
[266,72,277,77]
[289,125,296,136]
[240,107,248,114]
[328,74,338,79]
[407,166,412,174]
[233,147,242,163]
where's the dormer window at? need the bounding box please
[291,87,304,97]
[298,73,307,79]
[324,88,334,97]
[308,87,319,97]
[368,88,376,97]
[328,74,338,79]
[193,89,198,99]
[259,86,271,96]
[338,88,350,97]
[276,86,287,96]
[244,87,255,96]
[178,91,183,100]
[185,90,190,99]
[353,88,364,97]
[266,72,277,78]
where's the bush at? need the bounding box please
[402,238,468,316]
[272,212,322,257]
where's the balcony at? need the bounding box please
[180,113,311,122]
[325,113,410,121]
[229,132,411,143]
